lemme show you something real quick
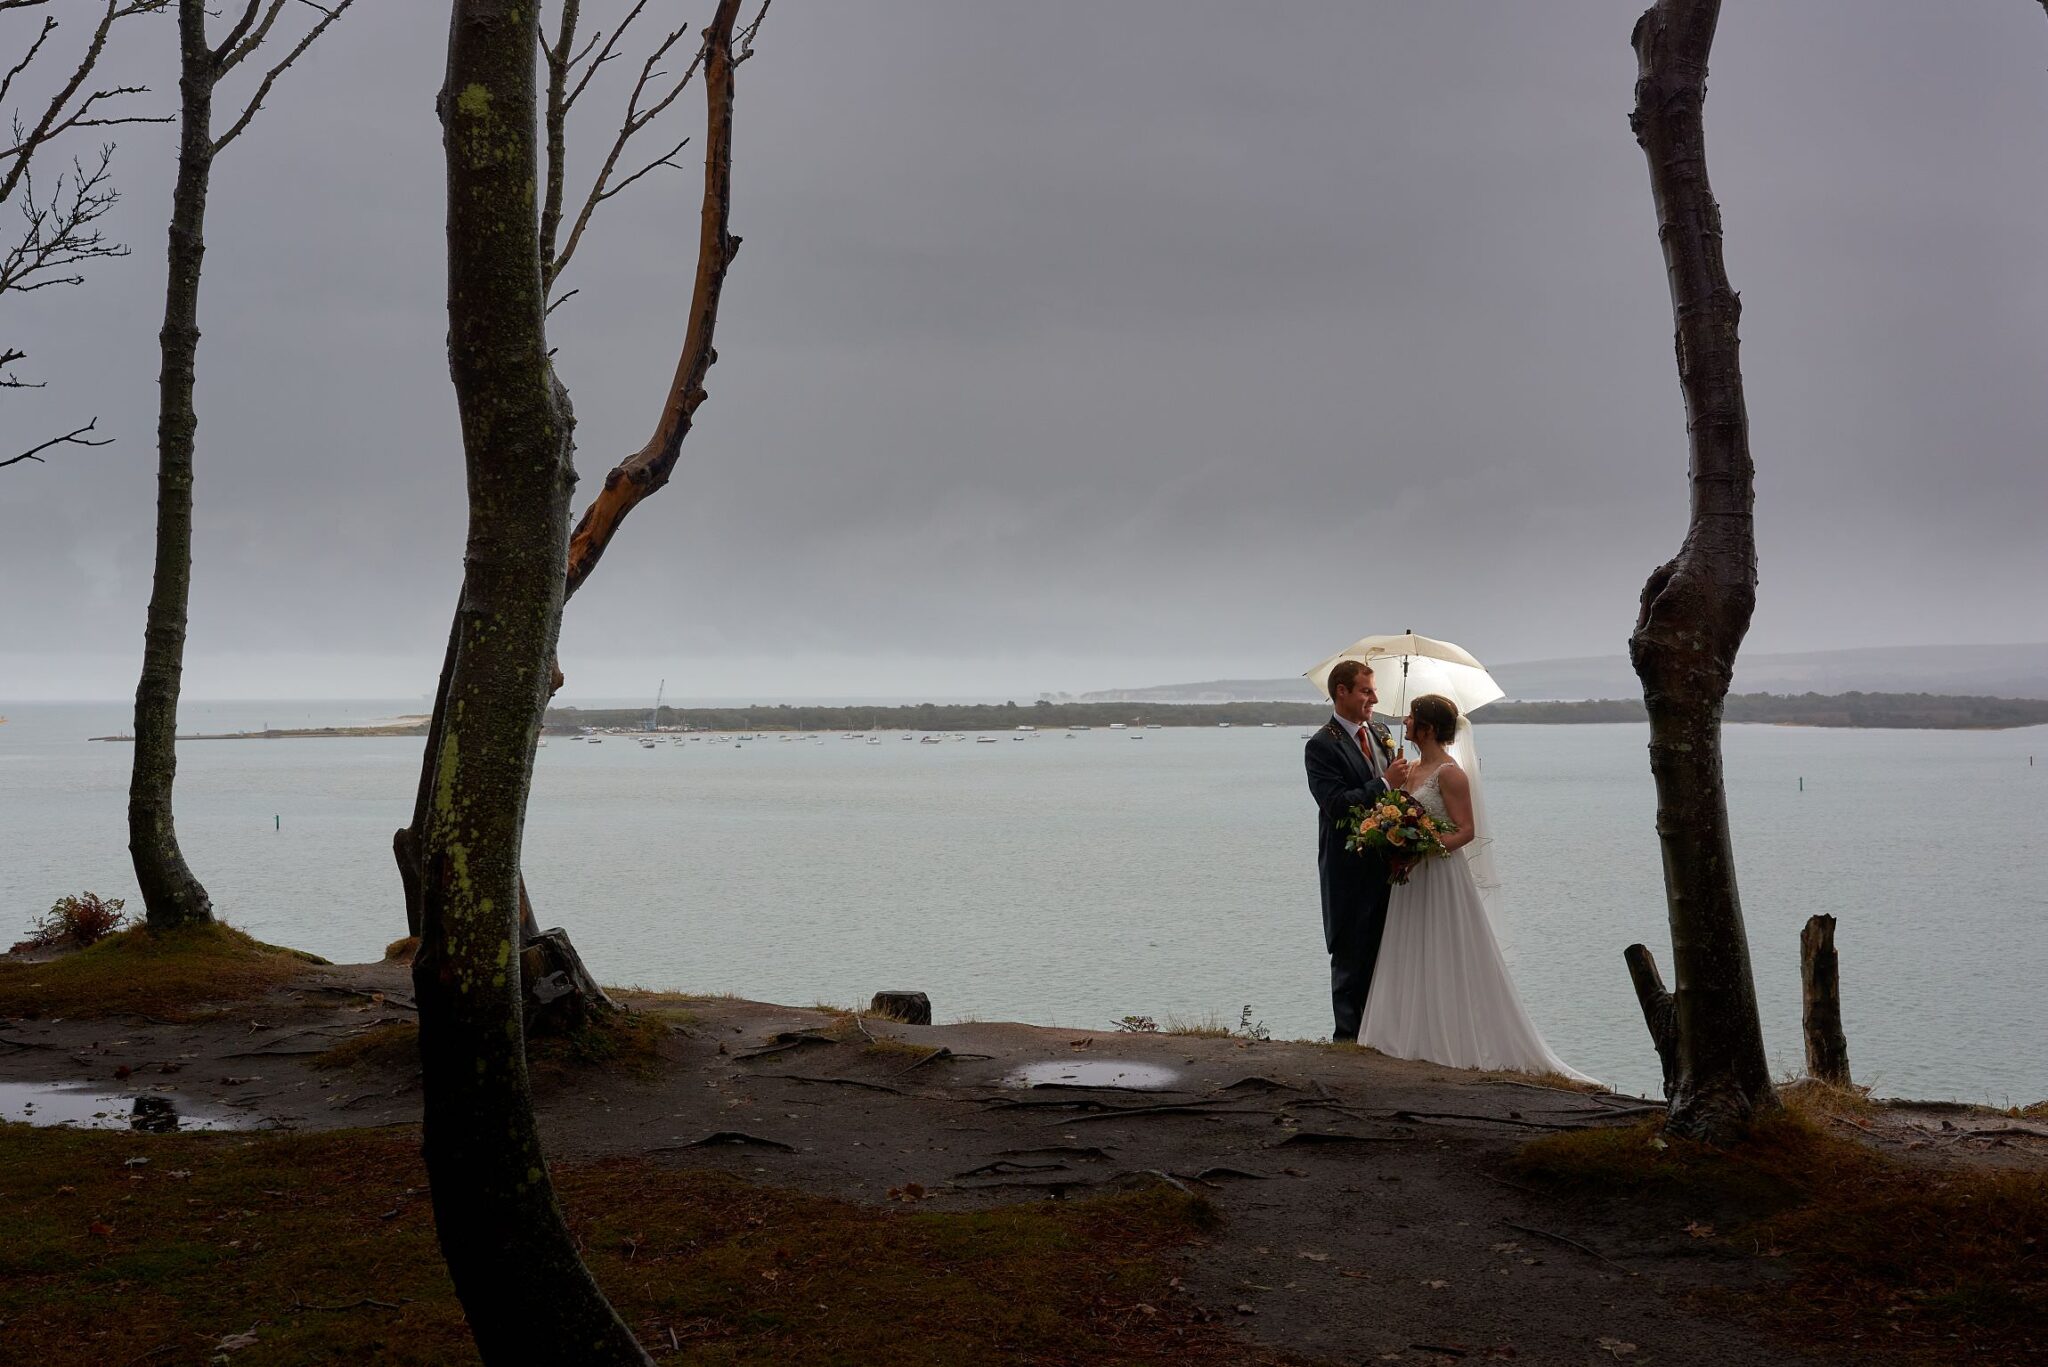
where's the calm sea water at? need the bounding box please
[3,700,2042,1104]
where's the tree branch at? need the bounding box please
[548,17,693,289]
[563,0,648,116]
[563,0,753,599]
[0,1,168,205]
[210,0,352,155]
[208,0,271,70]
[538,0,581,288]
[1,144,126,298]
[2,415,110,469]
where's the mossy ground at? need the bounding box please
[0,924,319,1021]
[1509,1108,2047,1365]
[0,1124,1253,1366]
[314,1007,681,1082]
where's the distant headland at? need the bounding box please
[85,690,2048,740]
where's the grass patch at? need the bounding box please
[313,1020,420,1072]
[529,1008,674,1080]
[383,935,419,961]
[313,1010,679,1081]
[0,1124,1261,1366]
[1511,1114,2048,1365]
[0,923,320,1022]
[859,1037,932,1062]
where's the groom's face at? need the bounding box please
[1336,671,1377,720]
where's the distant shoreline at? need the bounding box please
[82,690,2048,739]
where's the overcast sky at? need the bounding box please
[3,1,2044,702]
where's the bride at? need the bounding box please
[1359,693,1598,1084]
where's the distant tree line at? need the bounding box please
[546,691,2048,734]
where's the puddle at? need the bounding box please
[1002,1060,1180,1091]
[0,1081,250,1132]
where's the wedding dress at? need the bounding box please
[1358,765,1599,1084]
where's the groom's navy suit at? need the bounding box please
[1305,716,1396,1042]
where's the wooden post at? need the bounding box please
[1800,914,1851,1086]
[1624,943,1680,1099]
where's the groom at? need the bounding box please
[1304,659,1411,1042]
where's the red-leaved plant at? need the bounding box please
[13,892,129,951]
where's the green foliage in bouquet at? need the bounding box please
[1344,792,1457,885]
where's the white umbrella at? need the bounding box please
[1304,630,1505,719]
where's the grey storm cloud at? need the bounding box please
[2,1,2044,700]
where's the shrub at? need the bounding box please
[14,893,128,951]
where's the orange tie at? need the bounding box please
[1356,724,1370,754]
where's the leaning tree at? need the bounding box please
[128,0,352,931]
[396,0,764,1025]
[1,0,167,472]
[416,3,760,1358]
[1624,0,1777,1142]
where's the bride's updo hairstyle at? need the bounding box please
[1408,693,1459,748]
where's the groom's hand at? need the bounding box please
[1385,756,1412,788]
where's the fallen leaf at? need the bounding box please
[1422,1279,1448,1289]
[1685,1220,1715,1239]
[88,1219,115,1238]
[1646,1136,1669,1151]
[217,1331,259,1351]
[123,1156,149,1168]
[1597,1338,1637,1358]
[1298,1251,1330,1262]
[1234,1304,1256,1315]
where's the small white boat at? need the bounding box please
[976,736,997,744]
[1108,723,1126,731]
[867,736,882,745]
[639,738,656,749]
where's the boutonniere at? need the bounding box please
[1371,723,1394,756]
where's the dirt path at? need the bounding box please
[5,959,2042,1365]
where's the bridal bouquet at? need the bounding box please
[1345,792,1456,885]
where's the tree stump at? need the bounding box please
[1800,914,1851,1086]
[869,991,931,1025]
[521,927,619,1036]
[1624,943,1679,1100]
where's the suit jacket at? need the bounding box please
[1304,716,1395,953]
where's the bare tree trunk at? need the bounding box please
[413,3,648,1361]
[127,0,353,931]
[129,0,219,933]
[394,0,752,1001]
[1799,914,1850,1086]
[1623,942,1679,1100]
[1627,0,1776,1143]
